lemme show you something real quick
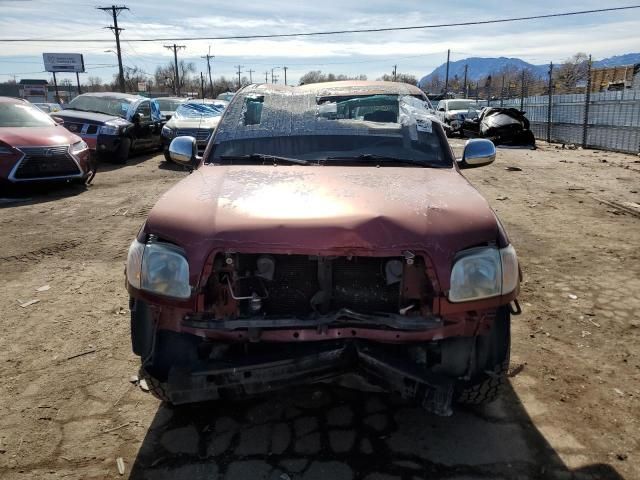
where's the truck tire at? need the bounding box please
[113,137,132,164]
[455,309,510,406]
[139,367,171,403]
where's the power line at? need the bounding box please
[1,6,638,43]
[97,5,129,92]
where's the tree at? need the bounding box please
[155,60,196,95]
[86,76,103,92]
[121,66,153,93]
[299,71,367,85]
[377,73,418,85]
[555,52,589,93]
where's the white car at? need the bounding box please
[160,99,228,161]
[155,97,188,121]
[436,99,484,137]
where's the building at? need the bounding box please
[591,64,640,92]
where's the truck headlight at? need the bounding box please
[70,140,88,154]
[448,245,518,302]
[98,125,120,136]
[161,125,175,139]
[126,239,191,299]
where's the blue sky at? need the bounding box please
[0,0,639,85]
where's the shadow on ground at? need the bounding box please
[0,181,87,208]
[128,382,623,480]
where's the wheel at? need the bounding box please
[455,308,511,405]
[139,367,171,402]
[163,149,172,163]
[113,137,132,164]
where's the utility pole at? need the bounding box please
[547,62,554,143]
[283,66,288,85]
[248,69,255,83]
[265,71,269,83]
[164,44,186,96]
[201,46,214,97]
[98,5,129,93]
[463,64,468,97]
[235,65,243,90]
[444,49,450,96]
[392,65,397,82]
[200,72,204,99]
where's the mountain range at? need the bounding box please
[418,53,640,88]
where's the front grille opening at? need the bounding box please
[14,146,80,179]
[206,253,432,320]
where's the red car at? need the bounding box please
[0,97,93,187]
[126,81,521,416]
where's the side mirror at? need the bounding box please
[52,116,64,125]
[458,139,496,169]
[132,113,142,123]
[169,136,200,168]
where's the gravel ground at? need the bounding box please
[0,142,638,479]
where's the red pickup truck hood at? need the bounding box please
[145,165,499,284]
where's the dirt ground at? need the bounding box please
[0,142,638,480]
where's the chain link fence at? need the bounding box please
[456,58,640,154]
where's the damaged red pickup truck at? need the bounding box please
[126,81,521,416]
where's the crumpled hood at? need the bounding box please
[145,165,499,285]
[53,109,123,125]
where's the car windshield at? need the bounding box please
[212,93,450,167]
[0,102,55,127]
[65,95,134,117]
[447,100,481,111]
[156,98,185,111]
[174,102,226,119]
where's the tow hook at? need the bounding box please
[509,299,522,315]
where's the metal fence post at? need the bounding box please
[520,69,525,111]
[547,62,554,143]
[582,55,592,148]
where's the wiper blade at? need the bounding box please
[219,154,311,165]
[326,154,440,167]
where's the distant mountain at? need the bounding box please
[418,57,545,88]
[418,53,640,89]
[593,53,640,68]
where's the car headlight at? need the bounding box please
[98,125,120,136]
[161,125,175,139]
[126,239,191,299]
[70,140,88,154]
[448,245,518,302]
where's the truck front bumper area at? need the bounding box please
[145,340,454,416]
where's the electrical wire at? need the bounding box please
[0,5,638,42]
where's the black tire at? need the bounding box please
[139,367,171,403]
[113,137,132,164]
[455,309,511,405]
[163,149,172,163]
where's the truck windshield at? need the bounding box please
[447,100,481,111]
[66,95,134,118]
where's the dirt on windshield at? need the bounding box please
[0,143,638,479]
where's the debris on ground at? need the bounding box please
[65,349,97,361]
[19,299,40,308]
[568,294,578,300]
[505,166,523,171]
[116,457,125,475]
[496,195,509,201]
[36,285,50,292]
[129,375,139,384]
[139,379,149,392]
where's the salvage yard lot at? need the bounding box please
[0,144,638,479]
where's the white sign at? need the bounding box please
[137,82,147,92]
[43,53,85,73]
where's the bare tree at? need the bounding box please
[555,52,589,93]
[299,71,367,85]
[86,76,103,92]
[155,60,196,95]
[377,73,418,85]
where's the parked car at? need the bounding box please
[0,96,92,186]
[436,99,484,137]
[160,99,228,161]
[126,81,521,416]
[463,107,536,148]
[155,96,188,121]
[33,102,62,114]
[52,92,163,163]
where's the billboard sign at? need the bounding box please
[43,53,85,73]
